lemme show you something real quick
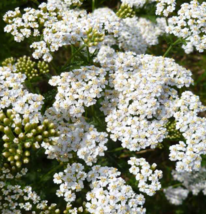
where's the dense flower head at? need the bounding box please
[86,165,146,214]
[128,157,163,196]
[49,66,107,118]
[43,107,108,165]
[164,187,189,205]
[120,0,155,8]
[164,167,206,205]
[167,0,206,53]
[0,167,60,213]
[156,0,176,17]
[4,4,165,62]
[96,46,193,152]
[170,92,206,172]
[54,163,86,203]
[0,64,44,123]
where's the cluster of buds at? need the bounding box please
[116,4,135,18]
[1,57,15,67]
[38,204,60,214]
[63,204,83,214]
[68,0,84,7]
[15,56,49,80]
[0,109,59,170]
[166,120,182,140]
[83,28,104,47]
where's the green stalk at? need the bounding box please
[92,0,95,11]
[163,38,183,57]
[61,44,86,72]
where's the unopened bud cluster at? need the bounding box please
[166,120,182,140]
[1,57,15,67]
[84,28,104,47]
[0,109,58,170]
[15,56,49,79]
[116,4,135,19]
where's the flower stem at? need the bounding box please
[163,38,182,57]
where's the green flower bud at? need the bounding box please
[0,125,4,132]
[2,135,10,142]
[3,143,9,148]
[4,126,12,135]
[49,129,56,136]
[18,133,25,140]
[0,113,6,121]
[6,109,13,118]
[23,158,29,164]
[23,117,30,124]
[25,123,32,132]
[24,142,32,148]
[43,131,49,138]
[16,149,23,155]
[8,156,14,162]
[43,119,49,126]
[37,125,44,133]
[14,155,20,160]
[14,127,22,135]
[3,118,11,126]
[26,133,34,138]
[24,151,30,156]
[11,166,16,171]
[116,4,135,19]
[2,152,10,158]
[16,161,22,168]
[48,123,55,129]
[8,148,15,153]
[36,135,43,142]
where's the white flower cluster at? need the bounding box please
[167,0,206,53]
[48,0,83,7]
[96,46,193,152]
[119,17,162,53]
[172,168,206,196]
[49,66,107,118]
[0,167,57,213]
[128,157,163,196]
[4,3,90,61]
[86,165,146,214]
[53,163,86,204]
[91,8,162,54]
[43,108,108,165]
[165,167,206,205]
[164,187,189,205]
[156,0,176,17]
[170,91,206,172]
[120,0,155,8]
[4,3,165,61]
[0,65,44,123]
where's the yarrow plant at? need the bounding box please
[1,0,206,213]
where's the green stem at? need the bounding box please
[50,61,58,75]
[26,81,35,93]
[107,147,125,153]
[35,164,62,186]
[61,44,86,72]
[163,38,182,57]
[92,0,95,11]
